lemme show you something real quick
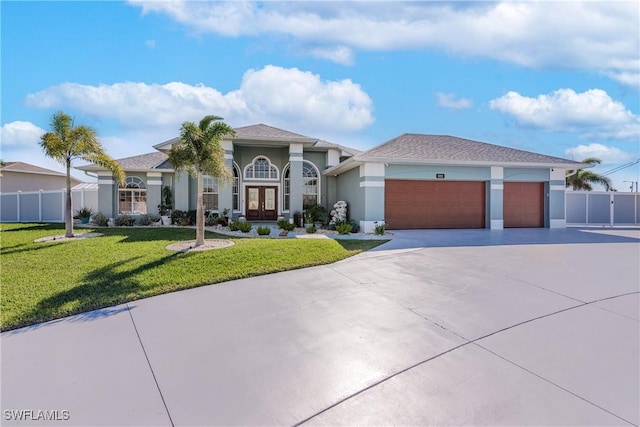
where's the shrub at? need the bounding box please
[336,223,352,235]
[306,226,317,234]
[256,226,271,236]
[205,211,218,227]
[138,214,154,226]
[115,214,135,227]
[237,221,253,233]
[228,221,240,231]
[305,204,326,223]
[275,219,296,232]
[171,210,185,225]
[171,210,196,226]
[138,214,160,226]
[374,223,386,235]
[75,207,93,219]
[283,222,296,232]
[92,212,109,227]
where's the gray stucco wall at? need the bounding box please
[174,172,190,211]
[98,182,115,218]
[0,172,79,192]
[235,147,289,174]
[386,165,491,181]
[504,168,550,181]
[336,167,364,223]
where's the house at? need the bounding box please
[77,124,583,231]
[0,161,83,193]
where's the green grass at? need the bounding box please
[0,223,387,331]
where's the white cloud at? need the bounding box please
[565,143,636,164]
[436,92,473,110]
[0,121,46,146]
[24,65,374,135]
[489,89,640,140]
[309,46,354,66]
[128,1,639,86]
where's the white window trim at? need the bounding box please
[282,160,321,212]
[118,176,147,214]
[243,155,279,181]
[233,162,242,212]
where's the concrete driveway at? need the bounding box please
[2,228,639,426]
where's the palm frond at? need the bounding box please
[581,157,603,166]
[40,133,69,166]
[198,115,223,132]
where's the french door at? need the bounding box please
[246,186,278,220]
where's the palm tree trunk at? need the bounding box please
[195,171,205,246]
[65,161,74,238]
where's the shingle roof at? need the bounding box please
[1,161,67,176]
[77,152,170,171]
[234,124,311,139]
[116,152,170,169]
[363,134,582,165]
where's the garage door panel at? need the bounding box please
[504,182,544,228]
[385,180,485,229]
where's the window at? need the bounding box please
[245,156,278,180]
[203,175,218,211]
[119,176,147,214]
[302,162,319,208]
[283,161,319,211]
[232,165,240,211]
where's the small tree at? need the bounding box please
[168,115,235,246]
[40,111,124,237]
[566,158,612,191]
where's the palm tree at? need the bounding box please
[40,111,124,238]
[168,115,235,246]
[566,157,612,191]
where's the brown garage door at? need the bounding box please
[385,180,486,229]
[504,182,544,228]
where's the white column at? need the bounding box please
[489,166,504,229]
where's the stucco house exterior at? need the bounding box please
[77,124,583,232]
[0,162,83,193]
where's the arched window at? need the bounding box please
[302,162,319,208]
[283,161,320,211]
[203,175,218,210]
[233,164,240,211]
[244,156,278,180]
[119,176,147,214]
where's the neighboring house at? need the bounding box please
[77,124,584,231]
[0,161,83,192]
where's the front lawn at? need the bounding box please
[0,223,386,331]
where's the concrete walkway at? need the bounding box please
[2,228,639,426]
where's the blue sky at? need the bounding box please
[2,1,639,190]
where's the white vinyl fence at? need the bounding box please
[566,191,640,226]
[0,184,98,223]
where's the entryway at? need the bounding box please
[246,186,277,221]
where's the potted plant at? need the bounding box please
[303,211,314,228]
[221,208,230,226]
[76,207,93,224]
[158,186,173,225]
